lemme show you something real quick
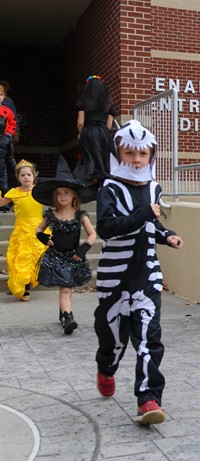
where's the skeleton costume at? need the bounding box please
[94,120,177,407]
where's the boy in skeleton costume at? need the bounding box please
[94,120,183,424]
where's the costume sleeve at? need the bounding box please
[2,106,16,136]
[96,186,156,239]
[42,208,53,223]
[4,188,15,200]
[3,97,19,131]
[76,209,89,220]
[155,220,177,245]
[76,99,84,111]
[109,104,117,117]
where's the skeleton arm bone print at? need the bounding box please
[97,182,156,240]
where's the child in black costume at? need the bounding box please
[0,83,16,205]
[33,155,96,335]
[73,75,117,186]
[94,120,183,424]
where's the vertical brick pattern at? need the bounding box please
[119,0,152,115]
[0,1,199,174]
[61,0,121,143]
[152,7,200,54]
[62,0,152,141]
[151,6,200,158]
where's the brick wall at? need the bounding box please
[62,0,153,142]
[61,0,121,142]
[120,0,152,116]
[151,59,199,155]
[151,5,200,158]
[0,1,199,176]
[152,6,200,54]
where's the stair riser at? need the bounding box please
[1,226,98,241]
[0,272,97,293]
[0,214,16,226]
[0,239,102,257]
[0,201,99,292]
[0,242,9,257]
[0,253,101,272]
[0,207,97,225]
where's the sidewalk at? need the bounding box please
[0,289,199,461]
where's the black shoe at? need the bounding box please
[0,206,10,213]
[59,308,62,323]
[61,311,78,335]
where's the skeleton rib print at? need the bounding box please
[96,179,173,299]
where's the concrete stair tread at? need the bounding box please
[0,202,99,290]
[0,273,8,280]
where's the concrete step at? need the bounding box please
[0,251,101,273]
[84,201,96,213]
[0,225,98,241]
[0,202,97,219]
[0,201,99,294]
[0,239,102,257]
[0,241,9,257]
[0,226,14,240]
[0,212,97,240]
[0,212,16,226]
[0,270,97,293]
[0,256,7,272]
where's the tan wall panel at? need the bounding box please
[157,202,200,303]
[151,0,200,11]
[151,50,200,61]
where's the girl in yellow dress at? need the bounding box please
[0,159,48,301]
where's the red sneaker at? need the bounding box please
[134,400,165,425]
[97,372,115,397]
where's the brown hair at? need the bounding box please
[15,163,39,184]
[53,188,81,211]
[0,85,6,97]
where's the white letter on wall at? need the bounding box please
[189,100,199,113]
[156,78,165,92]
[180,118,191,131]
[184,81,195,94]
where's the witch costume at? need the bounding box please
[32,155,93,289]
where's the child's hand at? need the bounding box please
[73,253,81,262]
[36,232,54,246]
[150,203,160,218]
[73,242,91,261]
[167,235,183,249]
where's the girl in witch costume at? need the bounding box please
[33,155,96,335]
[73,75,117,189]
[0,159,48,301]
[94,120,183,424]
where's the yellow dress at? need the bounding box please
[5,187,47,299]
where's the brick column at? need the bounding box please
[119,0,152,122]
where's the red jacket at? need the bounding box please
[0,104,16,137]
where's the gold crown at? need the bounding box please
[16,159,34,170]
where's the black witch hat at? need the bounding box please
[32,155,95,206]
